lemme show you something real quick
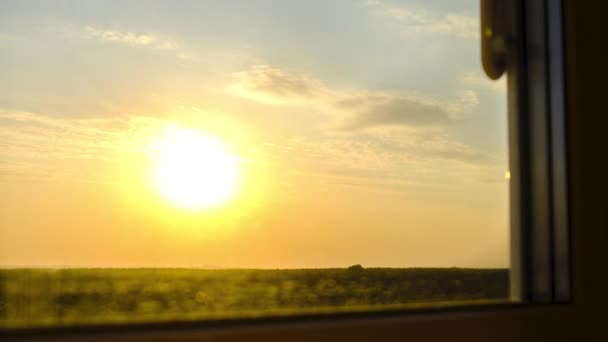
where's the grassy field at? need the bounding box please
[0,267,508,328]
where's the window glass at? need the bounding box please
[0,0,509,328]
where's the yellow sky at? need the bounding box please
[0,106,508,268]
[0,0,509,268]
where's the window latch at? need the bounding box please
[481,0,512,80]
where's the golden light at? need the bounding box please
[149,127,240,210]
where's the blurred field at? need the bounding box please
[0,267,508,328]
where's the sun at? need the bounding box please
[149,127,240,210]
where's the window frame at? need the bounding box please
[508,0,570,303]
[2,0,583,340]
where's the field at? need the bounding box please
[0,267,508,329]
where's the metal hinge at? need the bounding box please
[481,0,513,80]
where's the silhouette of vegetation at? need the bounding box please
[0,268,508,328]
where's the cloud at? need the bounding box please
[227,65,331,105]
[364,1,478,40]
[0,107,505,192]
[0,110,172,182]
[80,26,178,51]
[336,91,478,130]
[225,65,504,187]
[228,65,478,130]
[339,95,446,129]
[261,125,504,193]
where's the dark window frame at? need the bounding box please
[1,0,578,340]
[509,0,570,303]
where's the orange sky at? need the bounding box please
[0,0,509,268]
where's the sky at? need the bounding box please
[0,0,509,268]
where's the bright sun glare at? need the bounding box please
[149,127,240,210]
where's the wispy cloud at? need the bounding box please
[0,110,172,182]
[0,106,504,191]
[228,65,479,130]
[79,25,178,51]
[225,65,503,187]
[261,125,504,193]
[228,65,329,105]
[364,0,478,40]
[336,90,478,130]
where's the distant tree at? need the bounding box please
[347,264,364,271]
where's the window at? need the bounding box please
[0,0,573,340]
